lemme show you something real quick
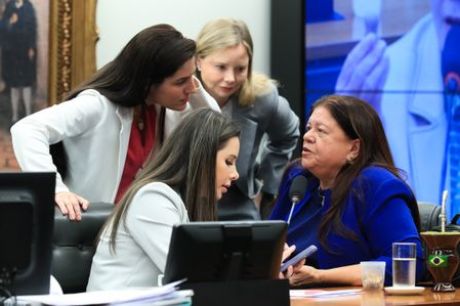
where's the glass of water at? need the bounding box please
[392,242,416,287]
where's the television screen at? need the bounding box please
[163,221,287,284]
[0,172,55,296]
[304,0,460,217]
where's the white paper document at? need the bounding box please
[11,281,192,306]
[290,288,361,299]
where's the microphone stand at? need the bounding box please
[286,196,299,225]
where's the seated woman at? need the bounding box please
[270,95,424,286]
[86,109,240,290]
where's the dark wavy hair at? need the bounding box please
[51,24,196,177]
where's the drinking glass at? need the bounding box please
[392,242,416,287]
[361,261,385,290]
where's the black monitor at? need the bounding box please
[0,172,55,296]
[163,221,287,284]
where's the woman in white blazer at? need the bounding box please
[87,109,240,290]
[196,18,300,220]
[11,24,219,221]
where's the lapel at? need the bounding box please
[231,100,257,194]
[406,18,446,202]
[116,106,134,182]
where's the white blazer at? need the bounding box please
[11,79,219,203]
[381,14,446,205]
[86,182,189,290]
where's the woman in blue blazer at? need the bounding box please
[270,95,424,286]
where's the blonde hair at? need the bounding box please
[196,18,277,106]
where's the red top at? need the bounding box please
[114,105,157,204]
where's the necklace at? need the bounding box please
[318,188,326,206]
[137,117,144,131]
[135,106,145,131]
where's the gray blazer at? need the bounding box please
[225,85,299,198]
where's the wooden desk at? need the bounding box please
[291,287,460,305]
[306,0,430,60]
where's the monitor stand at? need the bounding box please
[181,279,289,306]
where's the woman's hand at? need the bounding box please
[279,244,306,279]
[55,192,89,221]
[289,265,321,287]
[282,243,296,261]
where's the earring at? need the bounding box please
[347,157,355,164]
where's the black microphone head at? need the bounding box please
[289,176,308,203]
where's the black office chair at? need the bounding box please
[51,202,113,293]
[417,201,441,232]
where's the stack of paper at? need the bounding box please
[290,288,361,299]
[7,281,192,306]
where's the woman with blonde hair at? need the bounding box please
[196,18,299,220]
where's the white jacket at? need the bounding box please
[381,14,445,205]
[11,80,219,203]
[86,182,189,290]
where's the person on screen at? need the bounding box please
[195,18,299,220]
[335,0,460,214]
[86,108,240,290]
[269,95,424,286]
[0,0,37,123]
[10,24,220,221]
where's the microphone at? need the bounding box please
[286,176,308,224]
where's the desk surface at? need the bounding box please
[291,287,460,306]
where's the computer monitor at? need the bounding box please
[0,172,55,296]
[163,221,287,284]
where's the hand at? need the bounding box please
[282,243,296,261]
[289,265,321,287]
[335,33,389,112]
[55,192,89,221]
[28,48,35,60]
[279,244,297,279]
[9,12,18,25]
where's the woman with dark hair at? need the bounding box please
[270,95,423,286]
[86,108,240,290]
[11,24,219,221]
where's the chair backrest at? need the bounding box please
[51,202,113,293]
[417,201,441,232]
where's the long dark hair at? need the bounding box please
[52,24,196,177]
[66,24,196,106]
[311,95,421,250]
[106,109,241,251]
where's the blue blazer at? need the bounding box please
[270,164,425,285]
